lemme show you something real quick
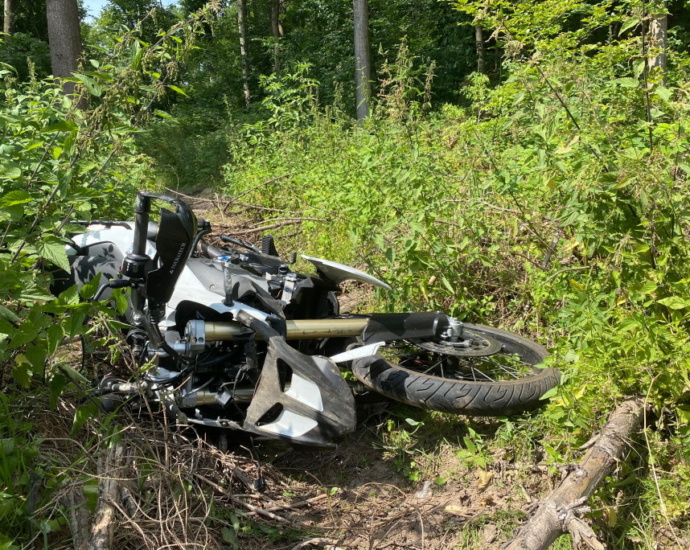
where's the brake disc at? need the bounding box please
[410,328,503,357]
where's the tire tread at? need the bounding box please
[352,323,560,416]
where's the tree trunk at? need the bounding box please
[353,0,371,122]
[237,0,251,107]
[270,0,284,74]
[45,0,83,101]
[648,12,667,85]
[475,25,485,74]
[505,398,646,550]
[3,0,14,34]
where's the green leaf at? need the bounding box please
[22,140,45,152]
[49,373,67,409]
[613,77,639,88]
[677,406,690,425]
[619,17,640,35]
[633,60,646,78]
[71,401,100,435]
[47,323,64,355]
[619,316,640,332]
[25,344,47,373]
[221,527,238,548]
[10,322,40,349]
[13,355,33,388]
[0,318,17,339]
[0,190,32,207]
[57,284,80,306]
[41,120,78,133]
[539,386,559,400]
[73,73,102,97]
[80,274,102,300]
[655,86,672,102]
[113,288,129,315]
[640,281,657,295]
[441,276,454,293]
[58,363,90,385]
[36,237,70,271]
[65,310,87,338]
[657,296,690,310]
[0,304,19,324]
[168,85,187,96]
[0,438,16,455]
[131,41,144,70]
[0,162,22,180]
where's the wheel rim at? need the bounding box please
[379,329,542,383]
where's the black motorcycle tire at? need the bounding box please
[351,323,560,416]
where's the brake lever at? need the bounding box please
[92,278,138,302]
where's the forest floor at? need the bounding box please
[36,391,562,550]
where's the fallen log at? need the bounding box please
[505,398,646,550]
[88,442,125,550]
[60,485,90,550]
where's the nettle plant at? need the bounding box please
[0,10,216,542]
[0,7,213,390]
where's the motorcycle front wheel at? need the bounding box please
[351,323,560,416]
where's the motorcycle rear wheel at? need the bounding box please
[351,323,560,416]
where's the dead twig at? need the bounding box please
[224,174,292,211]
[224,200,289,214]
[230,218,325,236]
[442,198,521,214]
[291,537,345,550]
[194,473,293,524]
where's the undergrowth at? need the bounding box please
[214,30,690,545]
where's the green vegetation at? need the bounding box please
[2,0,690,547]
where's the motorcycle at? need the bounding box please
[64,192,560,447]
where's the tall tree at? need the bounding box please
[46,0,83,99]
[3,0,14,33]
[353,0,371,121]
[475,25,485,74]
[237,0,251,107]
[270,0,284,73]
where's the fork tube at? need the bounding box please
[132,193,152,256]
[202,318,370,341]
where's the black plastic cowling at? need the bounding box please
[129,192,197,313]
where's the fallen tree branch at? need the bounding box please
[505,398,646,550]
[230,218,325,236]
[88,442,126,550]
[60,485,90,550]
[224,200,289,214]
[225,174,292,210]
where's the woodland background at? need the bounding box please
[2,0,690,548]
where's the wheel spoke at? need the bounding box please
[379,331,538,383]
